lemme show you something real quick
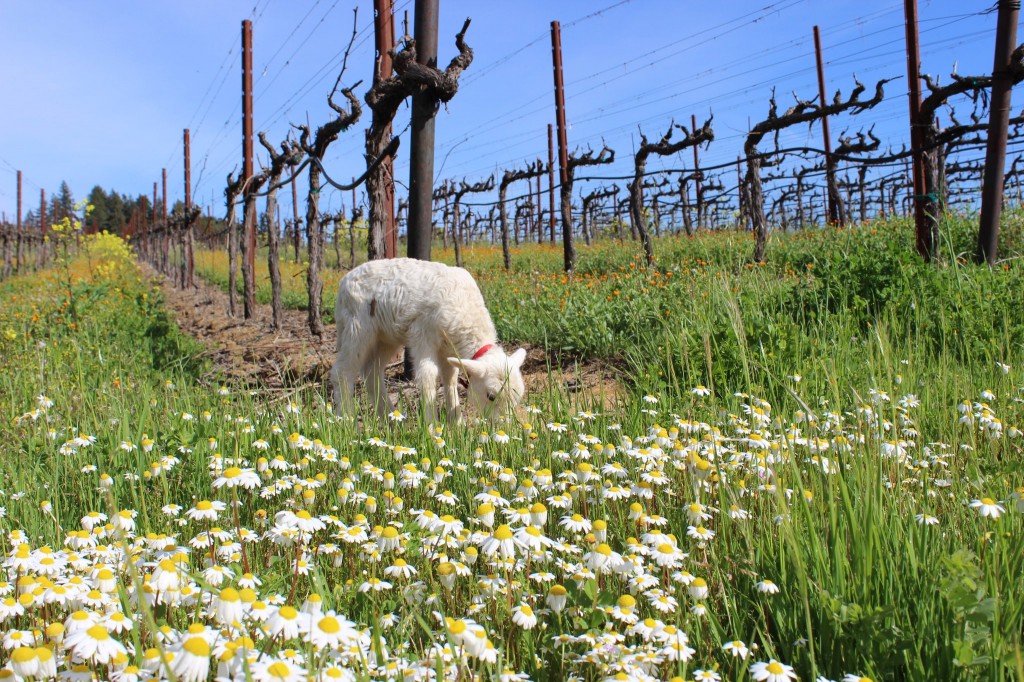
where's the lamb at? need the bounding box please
[331,258,527,422]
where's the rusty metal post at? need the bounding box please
[184,130,192,212]
[291,165,301,262]
[547,124,556,242]
[15,171,22,274]
[162,168,169,273]
[814,25,840,226]
[39,189,47,269]
[184,128,194,287]
[551,21,571,269]
[407,0,439,262]
[535,172,542,243]
[374,0,397,258]
[903,0,930,259]
[151,182,158,257]
[977,0,1020,265]
[691,114,702,228]
[242,19,255,298]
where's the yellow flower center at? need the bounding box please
[318,616,341,634]
[266,662,292,678]
[85,625,109,641]
[223,467,242,478]
[183,637,210,657]
[767,662,785,674]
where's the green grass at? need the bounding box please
[0,219,1022,681]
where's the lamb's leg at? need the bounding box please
[439,358,462,425]
[331,349,361,418]
[332,316,368,418]
[414,355,441,422]
[366,343,398,421]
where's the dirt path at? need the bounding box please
[150,266,625,410]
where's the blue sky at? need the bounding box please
[0,0,1003,221]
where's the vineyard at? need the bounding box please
[1,2,1024,682]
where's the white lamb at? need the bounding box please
[331,258,527,422]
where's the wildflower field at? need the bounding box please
[2,217,1023,681]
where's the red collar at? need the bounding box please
[471,344,495,360]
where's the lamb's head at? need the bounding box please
[448,347,527,418]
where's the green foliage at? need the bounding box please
[1,222,1023,681]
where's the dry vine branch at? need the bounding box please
[581,186,618,243]
[258,132,304,329]
[364,18,474,261]
[630,117,713,266]
[744,78,890,262]
[224,171,244,318]
[451,175,494,267]
[293,10,362,337]
[499,161,544,270]
[562,144,615,271]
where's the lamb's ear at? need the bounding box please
[447,357,487,378]
[509,348,527,369]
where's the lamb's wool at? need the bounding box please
[331,258,526,421]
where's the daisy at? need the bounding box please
[915,513,939,526]
[383,558,418,579]
[546,585,568,614]
[688,577,709,600]
[306,611,358,649]
[724,638,749,659]
[511,603,538,630]
[750,659,798,682]
[214,587,246,627]
[171,636,212,682]
[266,605,306,640]
[213,467,261,490]
[651,543,684,569]
[728,505,751,520]
[687,525,716,543]
[252,657,308,682]
[10,646,40,679]
[376,526,403,552]
[970,497,1005,518]
[610,594,639,624]
[358,578,393,593]
[185,500,226,522]
[559,513,592,534]
[480,525,516,559]
[65,623,127,665]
